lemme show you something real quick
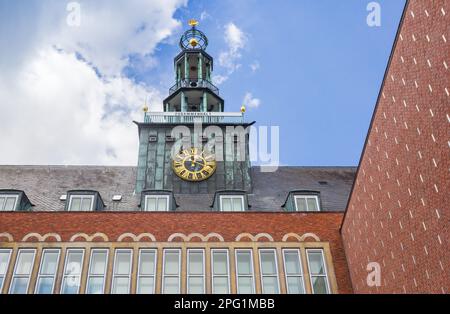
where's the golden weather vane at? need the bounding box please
[188,19,199,27]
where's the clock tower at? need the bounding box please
[135,20,253,194]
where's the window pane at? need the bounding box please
[90,251,107,275]
[40,251,59,275]
[164,251,179,275]
[287,277,305,294]
[65,252,83,275]
[61,277,80,294]
[311,276,329,294]
[157,197,167,211]
[260,251,276,275]
[262,277,279,294]
[237,277,253,294]
[69,197,81,211]
[112,277,130,294]
[81,197,92,211]
[114,252,131,275]
[163,277,179,294]
[146,197,156,211]
[0,278,3,290]
[188,277,204,294]
[139,251,155,275]
[10,277,29,294]
[222,198,232,211]
[308,252,325,275]
[188,252,203,275]
[213,252,227,275]
[236,252,251,275]
[5,197,16,211]
[0,251,11,275]
[307,197,318,211]
[232,197,243,211]
[0,197,5,210]
[295,197,307,211]
[86,277,104,294]
[213,277,229,294]
[16,251,34,275]
[137,277,154,294]
[35,277,54,294]
[284,251,301,275]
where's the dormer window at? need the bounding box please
[282,191,322,212]
[211,190,249,212]
[0,194,19,211]
[140,190,177,212]
[144,195,169,212]
[219,195,244,212]
[65,190,105,212]
[68,195,94,212]
[294,195,320,212]
[0,190,33,211]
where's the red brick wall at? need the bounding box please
[0,211,353,293]
[342,0,449,293]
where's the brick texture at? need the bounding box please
[0,211,353,293]
[342,0,449,294]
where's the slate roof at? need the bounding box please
[0,165,356,212]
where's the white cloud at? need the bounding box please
[212,74,229,86]
[224,22,247,53]
[53,0,187,76]
[0,48,163,165]
[200,11,210,21]
[216,22,247,84]
[243,92,261,109]
[250,61,260,72]
[0,0,186,165]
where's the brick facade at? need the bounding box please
[0,211,353,293]
[341,0,449,293]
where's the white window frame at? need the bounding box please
[111,249,133,294]
[306,249,331,294]
[144,195,170,212]
[282,249,305,294]
[67,195,95,212]
[86,249,109,294]
[162,249,181,294]
[258,249,280,294]
[219,195,245,212]
[9,249,36,294]
[60,249,85,294]
[294,195,321,212]
[187,249,205,294]
[34,249,61,294]
[211,249,230,294]
[0,194,19,211]
[235,249,255,294]
[0,249,12,292]
[137,249,157,294]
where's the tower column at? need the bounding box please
[202,92,207,112]
[207,63,211,81]
[198,53,203,82]
[184,54,189,82]
[181,91,187,112]
[174,61,177,82]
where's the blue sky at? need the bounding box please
[0,0,406,166]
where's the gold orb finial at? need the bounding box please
[189,38,198,47]
[240,105,246,113]
[188,19,198,27]
[143,98,149,113]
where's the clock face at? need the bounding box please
[172,147,217,182]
